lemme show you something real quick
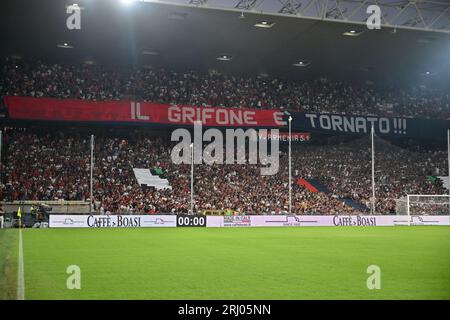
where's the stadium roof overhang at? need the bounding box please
[146,0,450,35]
[1,0,450,85]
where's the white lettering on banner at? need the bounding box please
[319,115,331,129]
[331,115,343,131]
[217,109,228,125]
[355,117,367,133]
[168,105,181,122]
[243,111,257,125]
[184,107,195,123]
[305,114,318,128]
[166,105,264,126]
[130,102,150,121]
[366,117,378,130]
[203,108,214,123]
[343,117,355,132]
[304,114,407,135]
[379,118,390,133]
[273,111,287,126]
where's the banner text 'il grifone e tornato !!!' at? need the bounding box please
[4,96,450,139]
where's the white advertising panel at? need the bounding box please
[206,215,450,227]
[206,215,251,227]
[406,215,450,226]
[250,215,333,227]
[49,215,177,228]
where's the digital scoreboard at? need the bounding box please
[176,215,207,227]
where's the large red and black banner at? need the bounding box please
[4,96,450,140]
[290,112,450,141]
[3,96,286,127]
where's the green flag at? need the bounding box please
[426,176,437,183]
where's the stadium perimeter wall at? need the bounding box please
[3,202,90,214]
[48,214,450,228]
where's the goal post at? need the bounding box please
[396,195,450,216]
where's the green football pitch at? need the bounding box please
[1,226,449,300]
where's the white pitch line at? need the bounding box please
[17,228,25,300]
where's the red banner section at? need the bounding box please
[296,179,318,193]
[4,96,286,127]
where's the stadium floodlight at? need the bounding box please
[254,21,275,29]
[57,43,74,49]
[343,30,363,37]
[216,55,232,61]
[293,61,310,67]
[120,0,134,6]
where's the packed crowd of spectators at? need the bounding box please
[292,137,447,213]
[0,57,448,214]
[1,58,449,119]
[0,128,446,214]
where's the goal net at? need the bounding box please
[396,195,450,216]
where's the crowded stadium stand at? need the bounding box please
[0,58,449,118]
[0,0,449,217]
[3,0,450,304]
